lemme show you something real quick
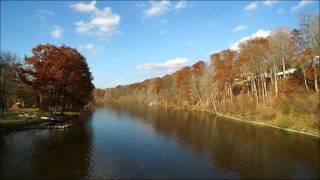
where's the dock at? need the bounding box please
[40,124,74,129]
[45,123,74,129]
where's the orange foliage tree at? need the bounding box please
[20,44,94,115]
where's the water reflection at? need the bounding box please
[0,103,319,179]
[104,103,320,179]
[0,113,94,179]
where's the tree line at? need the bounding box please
[97,13,319,115]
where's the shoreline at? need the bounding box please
[186,107,320,139]
[214,111,320,139]
[0,113,80,135]
[0,120,45,134]
[103,101,320,139]
[177,106,320,139]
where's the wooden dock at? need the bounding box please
[44,123,74,129]
[38,115,76,130]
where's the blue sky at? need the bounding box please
[1,0,319,88]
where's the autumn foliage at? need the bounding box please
[20,44,94,114]
[95,13,319,133]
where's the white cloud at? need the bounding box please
[50,25,63,39]
[71,0,97,13]
[71,1,120,37]
[175,0,187,10]
[230,29,271,51]
[262,0,278,7]
[75,21,92,34]
[137,57,189,72]
[244,2,258,12]
[145,0,171,17]
[291,0,314,12]
[79,43,102,53]
[143,0,188,18]
[232,25,247,32]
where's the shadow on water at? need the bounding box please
[0,103,319,179]
[104,102,320,179]
[0,113,95,179]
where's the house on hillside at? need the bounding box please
[276,68,297,78]
[11,102,22,109]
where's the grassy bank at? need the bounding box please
[216,111,320,138]
[106,91,320,138]
[182,106,319,138]
[184,107,320,138]
[0,108,81,134]
[220,92,320,137]
[0,108,47,127]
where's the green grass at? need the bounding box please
[0,108,47,127]
[0,108,81,134]
[276,116,294,129]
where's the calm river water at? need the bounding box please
[0,103,319,179]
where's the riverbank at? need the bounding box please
[183,107,319,138]
[0,108,80,134]
[214,111,320,138]
[187,106,319,138]
[104,100,320,138]
[0,108,46,133]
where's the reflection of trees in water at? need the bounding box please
[0,113,95,179]
[105,102,320,179]
[32,113,94,178]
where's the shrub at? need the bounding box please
[282,105,291,115]
[277,116,293,128]
[260,112,276,120]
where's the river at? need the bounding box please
[1,103,319,179]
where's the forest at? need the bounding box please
[0,44,94,118]
[95,13,320,135]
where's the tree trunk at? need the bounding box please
[314,68,319,93]
[251,78,254,96]
[210,91,218,113]
[253,78,258,105]
[61,85,66,115]
[229,83,233,106]
[264,77,268,104]
[303,69,309,92]
[39,92,43,109]
[313,63,319,92]
[257,77,261,100]
[48,85,53,116]
[247,82,250,97]
[282,57,286,78]
[261,77,265,104]
[274,71,278,97]
[270,70,274,86]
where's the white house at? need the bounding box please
[276,68,297,77]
